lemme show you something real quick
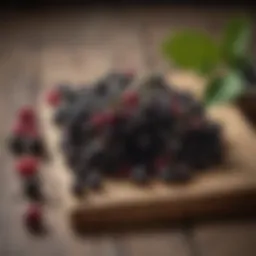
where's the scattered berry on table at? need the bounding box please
[16,156,38,177]
[24,204,44,234]
[18,106,36,125]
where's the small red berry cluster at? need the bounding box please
[9,106,44,234]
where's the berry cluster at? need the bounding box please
[8,106,45,234]
[48,72,224,198]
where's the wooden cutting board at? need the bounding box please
[38,72,256,233]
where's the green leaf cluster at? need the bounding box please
[161,16,252,106]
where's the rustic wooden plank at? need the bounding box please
[193,221,256,256]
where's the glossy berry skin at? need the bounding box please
[24,204,43,234]
[16,157,38,177]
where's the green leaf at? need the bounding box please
[203,71,244,106]
[221,17,252,66]
[162,30,220,75]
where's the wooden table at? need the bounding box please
[0,6,256,256]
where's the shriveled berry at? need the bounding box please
[16,157,38,177]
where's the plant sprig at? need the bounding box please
[161,16,252,106]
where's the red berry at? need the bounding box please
[16,156,38,177]
[24,204,43,233]
[26,127,39,138]
[46,89,61,107]
[90,111,115,128]
[12,122,39,138]
[12,122,27,136]
[25,204,42,221]
[18,106,36,124]
[121,90,139,108]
